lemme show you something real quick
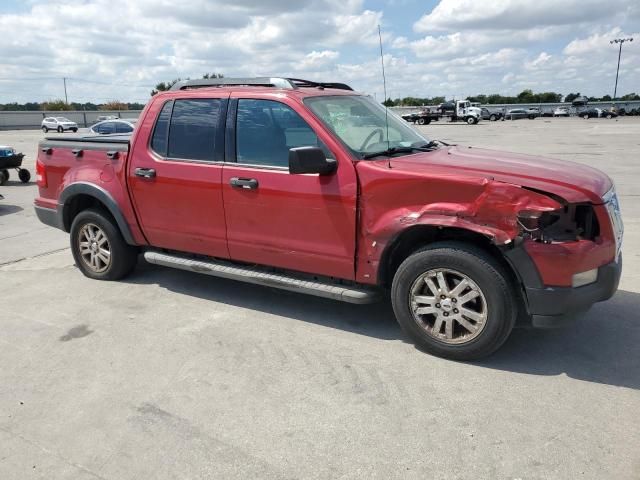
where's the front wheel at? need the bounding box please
[57,126,63,133]
[417,117,426,125]
[583,114,589,119]
[466,116,476,125]
[70,208,138,281]
[42,126,48,133]
[0,169,8,185]
[391,242,517,360]
[489,115,497,121]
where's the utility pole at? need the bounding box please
[63,77,68,104]
[610,37,633,100]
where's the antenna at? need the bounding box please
[378,24,391,168]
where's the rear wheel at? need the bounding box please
[583,114,589,119]
[71,128,78,132]
[391,242,516,360]
[70,208,138,281]
[0,170,8,185]
[489,114,497,121]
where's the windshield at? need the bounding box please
[56,117,70,122]
[304,95,429,158]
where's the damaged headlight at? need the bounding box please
[517,203,599,243]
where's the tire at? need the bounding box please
[70,208,138,281]
[0,170,8,186]
[417,117,426,125]
[18,169,31,183]
[466,116,475,125]
[391,241,517,360]
[57,126,63,133]
[606,114,612,119]
[490,115,497,121]
[583,114,589,119]
[72,128,78,132]
[42,126,48,133]
[528,115,535,120]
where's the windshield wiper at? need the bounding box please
[361,143,439,159]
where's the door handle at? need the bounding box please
[229,177,258,189]
[135,167,156,179]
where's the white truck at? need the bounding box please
[402,100,481,125]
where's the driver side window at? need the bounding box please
[236,99,333,168]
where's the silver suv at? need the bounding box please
[41,117,78,133]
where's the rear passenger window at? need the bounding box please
[167,99,221,161]
[150,101,173,156]
[116,122,133,134]
[236,99,332,167]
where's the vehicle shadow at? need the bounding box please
[0,203,24,216]
[474,289,640,391]
[126,262,640,390]
[126,262,402,341]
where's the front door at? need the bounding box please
[129,96,230,258]
[221,97,358,280]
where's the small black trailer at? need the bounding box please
[0,146,31,185]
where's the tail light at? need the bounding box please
[36,158,47,188]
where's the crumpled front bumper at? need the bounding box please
[525,258,622,327]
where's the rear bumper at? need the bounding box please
[34,205,64,230]
[526,258,622,328]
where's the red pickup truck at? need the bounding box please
[34,77,623,360]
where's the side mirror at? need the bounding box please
[288,147,337,175]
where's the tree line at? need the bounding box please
[0,100,146,112]
[383,89,640,107]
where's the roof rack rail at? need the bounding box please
[171,77,297,91]
[286,78,353,91]
[170,77,354,91]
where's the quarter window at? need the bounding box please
[150,101,173,156]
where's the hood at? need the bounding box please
[386,146,611,204]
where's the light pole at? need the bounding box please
[610,37,633,100]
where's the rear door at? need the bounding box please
[221,94,358,280]
[128,95,230,258]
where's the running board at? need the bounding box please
[143,251,381,304]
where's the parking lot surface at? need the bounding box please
[1,118,639,479]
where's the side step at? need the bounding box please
[143,251,381,304]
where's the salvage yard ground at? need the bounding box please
[1,117,639,479]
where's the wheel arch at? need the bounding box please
[377,224,520,289]
[59,182,136,245]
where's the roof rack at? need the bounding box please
[170,77,353,91]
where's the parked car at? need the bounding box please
[95,115,118,123]
[34,76,623,361]
[480,108,503,121]
[526,107,541,118]
[553,107,570,117]
[599,109,618,119]
[41,117,78,133]
[89,119,137,135]
[504,109,534,120]
[579,108,600,119]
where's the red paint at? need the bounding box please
[35,85,618,291]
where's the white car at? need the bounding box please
[88,119,137,135]
[553,107,570,117]
[41,117,78,133]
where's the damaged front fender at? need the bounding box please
[354,161,562,284]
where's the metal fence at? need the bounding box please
[0,110,142,130]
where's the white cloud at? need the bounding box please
[414,0,636,32]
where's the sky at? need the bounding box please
[0,0,638,104]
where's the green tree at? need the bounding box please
[151,73,225,96]
[42,99,72,111]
